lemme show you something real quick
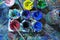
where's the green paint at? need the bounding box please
[37,0,47,9]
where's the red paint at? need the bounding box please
[10,20,20,31]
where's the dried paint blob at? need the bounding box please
[37,0,47,9]
[9,9,20,19]
[23,21,30,28]
[4,0,15,7]
[45,9,60,25]
[32,11,43,20]
[22,10,30,19]
[33,22,42,32]
[10,20,20,31]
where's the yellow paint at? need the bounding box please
[23,0,33,10]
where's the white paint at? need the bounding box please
[4,0,15,7]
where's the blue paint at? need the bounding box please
[33,22,42,32]
[9,9,20,19]
[0,3,9,25]
[13,9,20,16]
[41,36,48,40]
[32,11,43,20]
[22,10,30,19]
[0,34,3,40]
